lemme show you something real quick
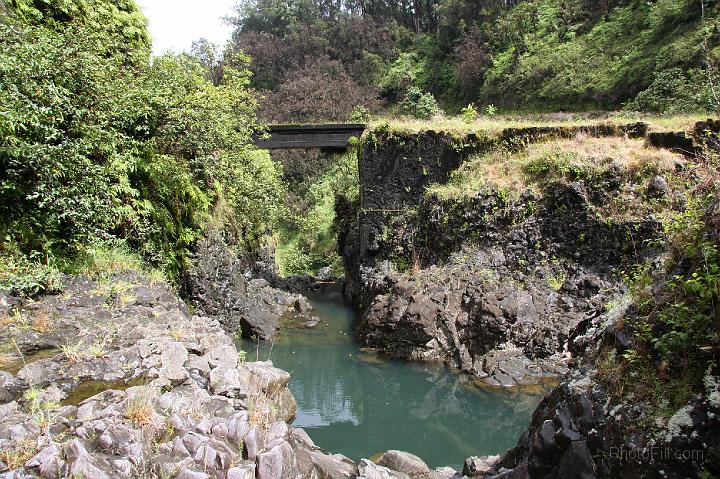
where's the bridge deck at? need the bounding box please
[253,123,366,149]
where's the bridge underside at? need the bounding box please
[252,124,366,150]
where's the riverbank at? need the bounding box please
[0,272,468,478]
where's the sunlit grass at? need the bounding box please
[368,112,706,135]
[427,135,685,210]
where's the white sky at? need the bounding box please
[138,1,238,54]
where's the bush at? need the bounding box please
[0,250,63,296]
[379,52,425,101]
[624,68,715,114]
[461,104,478,123]
[0,4,275,281]
[400,87,443,119]
[349,106,371,123]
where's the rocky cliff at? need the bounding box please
[340,122,720,477]
[343,123,665,387]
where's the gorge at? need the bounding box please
[3,117,719,478]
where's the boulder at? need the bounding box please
[463,456,500,477]
[209,367,245,398]
[358,458,410,479]
[227,461,256,479]
[377,450,431,478]
[310,451,358,478]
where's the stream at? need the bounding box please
[240,289,544,469]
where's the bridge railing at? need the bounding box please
[252,123,366,150]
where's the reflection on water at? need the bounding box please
[240,289,542,468]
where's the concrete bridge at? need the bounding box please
[252,124,366,150]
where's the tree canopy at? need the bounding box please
[227,0,720,118]
[0,0,283,279]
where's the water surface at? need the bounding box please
[241,289,542,468]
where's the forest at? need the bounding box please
[226,0,720,121]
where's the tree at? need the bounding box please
[261,58,382,122]
[453,26,491,100]
[0,1,280,275]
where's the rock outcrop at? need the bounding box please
[342,126,672,388]
[338,123,720,478]
[182,232,305,340]
[475,302,720,479]
[0,273,459,479]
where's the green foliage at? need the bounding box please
[276,150,358,276]
[400,87,443,119]
[524,152,589,181]
[0,2,276,281]
[6,0,150,66]
[477,0,719,111]
[0,249,63,296]
[379,52,426,99]
[614,184,719,416]
[69,241,144,279]
[460,104,478,123]
[349,106,371,123]
[227,0,720,114]
[624,68,715,114]
[643,195,719,360]
[485,104,498,116]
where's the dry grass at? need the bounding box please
[369,113,705,136]
[80,244,143,281]
[428,135,684,202]
[125,394,157,428]
[0,439,36,470]
[249,396,276,430]
[168,328,187,341]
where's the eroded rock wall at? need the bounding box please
[343,125,667,387]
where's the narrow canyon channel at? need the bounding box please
[241,288,545,469]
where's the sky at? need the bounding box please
[137,0,238,55]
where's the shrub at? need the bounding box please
[400,87,443,119]
[624,68,715,114]
[461,104,478,123]
[0,251,63,297]
[379,52,425,101]
[349,106,371,123]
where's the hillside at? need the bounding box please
[227,0,720,120]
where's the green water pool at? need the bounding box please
[241,289,543,469]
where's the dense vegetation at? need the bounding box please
[589,149,720,421]
[274,149,359,276]
[0,0,284,291]
[228,0,720,120]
